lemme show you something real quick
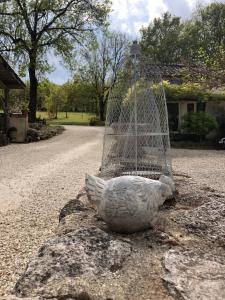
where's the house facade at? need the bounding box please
[156,64,225,132]
[167,100,225,132]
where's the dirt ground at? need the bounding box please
[0,126,225,297]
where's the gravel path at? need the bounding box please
[0,126,104,296]
[171,149,225,193]
[0,126,225,297]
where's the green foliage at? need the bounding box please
[140,12,184,63]
[36,76,99,118]
[140,3,225,88]
[123,79,147,105]
[21,102,29,112]
[163,81,225,102]
[0,0,110,74]
[123,80,225,104]
[37,80,63,118]
[181,112,218,136]
[0,0,110,121]
[6,89,27,113]
[195,3,225,57]
[79,31,130,121]
[63,77,98,113]
[89,116,105,126]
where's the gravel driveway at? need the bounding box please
[171,148,225,193]
[0,126,224,296]
[0,126,104,296]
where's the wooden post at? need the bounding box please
[4,88,10,133]
[0,80,10,133]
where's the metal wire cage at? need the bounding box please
[100,43,172,179]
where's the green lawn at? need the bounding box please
[36,111,96,125]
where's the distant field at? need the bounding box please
[36,112,96,125]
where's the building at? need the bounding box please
[0,55,27,145]
[167,99,225,132]
[156,64,225,132]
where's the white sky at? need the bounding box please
[47,0,222,84]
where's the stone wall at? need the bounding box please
[9,114,28,142]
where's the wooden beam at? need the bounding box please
[3,88,10,132]
[0,79,7,90]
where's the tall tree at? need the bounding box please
[140,12,184,64]
[62,77,98,113]
[183,2,225,88]
[81,31,129,121]
[140,3,225,88]
[0,0,110,122]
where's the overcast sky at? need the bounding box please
[47,0,221,84]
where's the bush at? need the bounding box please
[89,117,105,126]
[27,128,40,142]
[181,112,218,137]
[170,132,204,142]
[26,124,64,142]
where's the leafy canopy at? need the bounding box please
[0,0,111,76]
[140,3,225,88]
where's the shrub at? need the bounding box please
[181,112,218,137]
[26,125,64,142]
[89,117,105,126]
[27,128,40,141]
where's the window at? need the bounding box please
[167,103,179,131]
[197,102,206,112]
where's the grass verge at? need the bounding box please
[36,112,96,126]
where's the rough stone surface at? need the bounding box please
[10,171,225,300]
[7,297,40,300]
[162,249,225,300]
[58,190,89,222]
[13,227,132,298]
[174,198,225,246]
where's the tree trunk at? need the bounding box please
[99,96,105,121]
[28,63,38,123]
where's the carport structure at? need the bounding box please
[0,55,26,135]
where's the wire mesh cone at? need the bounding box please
[100,55,172,179]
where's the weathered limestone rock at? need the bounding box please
[162,249,225,300]
[11,175,225,300]
[56,198,107,236]
[7,297,40,300]
[85,174,175,233]
[59,191,89,222]
[14,227,132,298]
